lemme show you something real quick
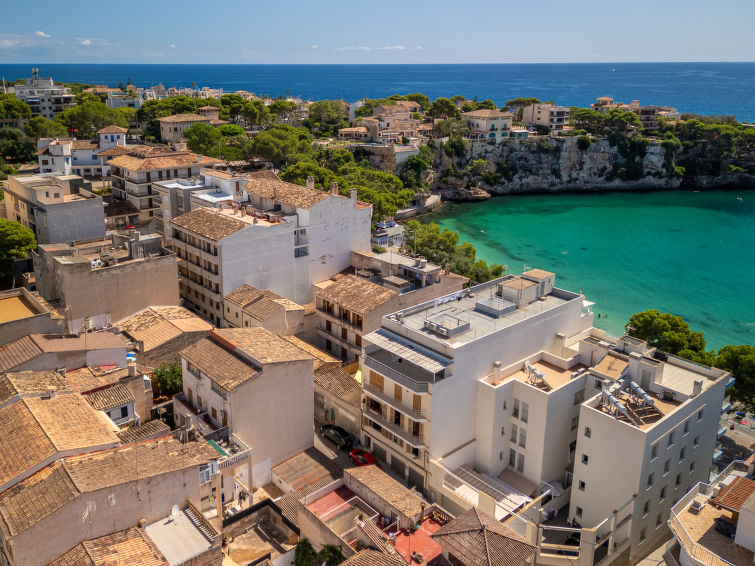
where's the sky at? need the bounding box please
[1,0,754,64]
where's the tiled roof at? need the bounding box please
[116,420,171,444]
[71,140,99,150]
[345,466,428,518]
[98,144,174,157]
[0,370,70,405]
[64,366,130,394]
[97,125,128,134]
[117,306,212,352]
[341,550,407,566]
[31,332,127,353]
[274,475,340,528]
[0,395,119,490]
[98,144,134,156]
[314,366,360,401]
[712,476,755,511]
[271,447,340,491]
[500,277,537,290]
[225,284,278,308]
[316,275,397,315]
[0,335,43,372]
[214,328,315,365]
[158,113,206,123]
[282,336,339,372]
[180,337,258,391]
[85,384,135,411]
[225,285,302,322]
[431,507,536,566]
[462,109,515,118]
[245,171,330,209]
[170,207,248,241]
[522,268,554,280]
[0,438,216,538]
[108,151,220,172]
[49,527,169,566]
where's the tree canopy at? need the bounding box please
[293,540,344,566]
[246,124,316,166]
[0,128,36,162]
[0,219,36,281]
[303,100,349,136]
[0,94,31,120]
[24,117,68,139]
[429,98,461,120]
[55,99,129,136]
[152,361,182,398]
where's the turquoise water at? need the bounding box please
[427,190,755,349]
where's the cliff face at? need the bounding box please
[432,136,755,199]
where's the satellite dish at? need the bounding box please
[171,505,180,520]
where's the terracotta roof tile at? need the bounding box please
[49,527,169,566]
[108,151,220,172]
[341,550,407,566]
[180,337,257,391]
[116,420,171,444]
[462,109,515,118]
[0,370,70,406]
[345,466,428,518]
[64,366,130,394]
[71,140,99,150]
[712,476,755,511]
[225,284,278,308]
[171,207,248,241]
[245,172,330,209]
[500,277,537,291]
[316,275,397,315]
[0,335,43,372]
[431,508,536,566]
[118,306,212,352]
[314,366,360,401]
[84,384,135,411]
[281,336,339,372]
[522,268,554,280]
[97,125,128,134]
[214,328,315,365]
[157,113,206,123]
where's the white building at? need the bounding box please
[522,103,571,131]
[461,109,515,141]
[169,174,371,324]
[37,126,128,177]
[8,68,75,119]
[361,268,731,563]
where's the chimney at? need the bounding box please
[306,176,315,190]
[493,361,503,381]
[349,188,357,203]
[692,379,703,397]
[329,182,339,196]
[47,387,56,399]
[128,362,137,377]
[273,186,279,200]
[241,206,246,217]
[444,262,450,275]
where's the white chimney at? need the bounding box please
[329,182,339,196]
[493,361,502,382]
[273,186,279,200]
[349,188,357,203]
[692,379,703,397]
[48,387,56,399]
[128,362,137,377]
[306,176,315,190]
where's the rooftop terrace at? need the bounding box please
[484,359,589,392]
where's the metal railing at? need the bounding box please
[363,356,431,393]
[363,406,425,447]
[363,382,425,420]
[669,514,733,566]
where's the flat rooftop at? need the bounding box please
[676,502,754,566]
[592,389,680,430]
[0,295,40,323]
[485,359,589,392]
[385,279,578,348]
[144,509,213,565]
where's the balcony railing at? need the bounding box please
[363,382,426,421]
[363,356,432,393]
[363,406,425,447]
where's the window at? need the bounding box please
[512,399,520,418]
[326,320,332,332]
[199,464,212,485]
[697,409,704,420]
[578,480,586,491]
[664,459,671,475]
[509,449,516,467]
[518,429,526,449]
[356,335,362,347]
[120,406,128,419]
[571,415,579,431]
[576,506,583,517]
[521,402,529,423]
[647,473,654,488]
[501,426,505,437]
[667,431,675,447]
[660,486,666,501]
[594,378,602,389]
[341,327,347,340]
[640,528,647,542]
[683,420,689,435]
[675,473,682,487]
[656,513,663,528]
[693,436,699,447]
[573,390,585,405]
[510,424,518,443]
[584,427,592,438]
[582,454,589,465]
[689,461,695,472]
[679,447,686,461]
[517,453,525,473]
[651,445,658,459]
[642,501,649,516]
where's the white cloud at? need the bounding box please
[376,45,406,51]
[80,39,92,46]
[35,31,50,38]
[0,39,21,49]
[311,44,318,49]
[170,43,176,48]
[335,46,371,52]
[416,46,423,50]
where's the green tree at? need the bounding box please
[304,100,349,136]
[268,100,298,123]
[576,135,592,150]
[246,124,315,166]
[152,361,182,397]
[506,97,541,119]
[0,128,36,162]
[403,92,431,111]
[293,540,318,566]
[0,219,36,281]
[626,310,708,359]
[604,108,641,133]
[443,135,469,158]
[0,94,31,121]
[429,98,461,120]
[220,93,247,123]
[55,99,128,136]
[432,119,470,138]
[183,123,222,156]
[716,345,755,413]
[218,123,245,137]
[24,117,68,139]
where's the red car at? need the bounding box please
[349,448,378,467]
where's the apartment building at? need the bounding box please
[174,328,315,493]
[590,97,680,130]
[108,148,221,225]
[0,437,218,566]
[169,175,371,323]
[223,284,306,334]
[3,173,105,244]
[37,126,128,177]
[522,102,571,131]
[158,106,226,142]
[315,251,467,362]
[669,459,754,566]
[32,232,179,333]
[461,109,515,141]
[7,68,75,119]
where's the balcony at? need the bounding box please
[363,355,438,393]
[203,428,252,471]
[317,307,363,332]
[363,382,426,421]
[363,406,425,447]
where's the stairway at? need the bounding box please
[184,506,217,542]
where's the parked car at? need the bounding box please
[320,424,353,450]
[349,448,378,467]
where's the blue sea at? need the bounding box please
[1,63,754,121]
